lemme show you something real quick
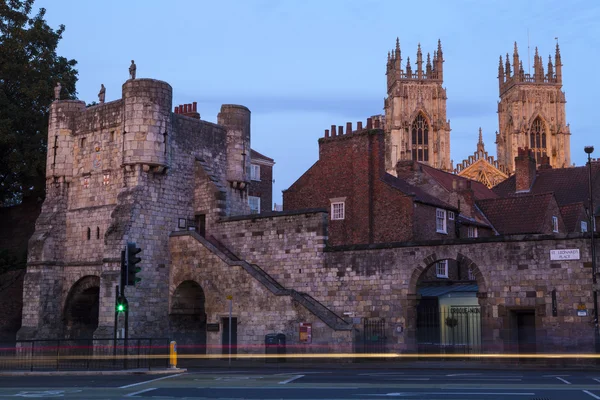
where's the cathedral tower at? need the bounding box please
[384,38,452,173]
[496,42,571,172]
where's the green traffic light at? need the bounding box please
[117,303,125,312]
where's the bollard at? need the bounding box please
[169,341,177,369]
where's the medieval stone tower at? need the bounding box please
[384,38,452,173]
[496,42,571,172]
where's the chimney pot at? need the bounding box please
[338,126,343,136]
[374,119,380,129]
[193,102,197,112]
[346,122,352,134]
[331,125,337,137]
[366,118,373,129]
[325,129,330,138]
[357,121,363,130]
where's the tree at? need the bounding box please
[0,0,78,206]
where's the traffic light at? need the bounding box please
[126,241,142,286]
[116,296,127,312]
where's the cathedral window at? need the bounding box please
[411,114,429,162]
[530,118,547,164]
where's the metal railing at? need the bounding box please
[0,338,169,371]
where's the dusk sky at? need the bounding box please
[37,0,600,207]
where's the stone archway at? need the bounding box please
[404,252,488,354]
[63,276,100,339]
[169,280,207,356]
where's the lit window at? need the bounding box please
[468,226,478,238]
[436,260,448,278]
[250,164,261,181]
[436,209,447,233]
[103,173,110,186]
[331,202,345,220]
[248,196,260,214]
[552,216,559,233]
[582,221,588,233]
[448,211,455,221]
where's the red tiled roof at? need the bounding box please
[250,148,274,163]
[493,163,600,207]
[560,202,585,233]
[476,193,557,235]
[418,163,498,200]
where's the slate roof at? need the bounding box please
[381,173,457,211]
[493,163,600,207]
[250,149,274,163]
[476,193,556,234]
[419,163,498,200]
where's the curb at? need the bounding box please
[0,368,187,376]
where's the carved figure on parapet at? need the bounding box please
[98,84,105,104]
[54,82,61,100]
[129,60,136,80]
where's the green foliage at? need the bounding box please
[0,0,78,206]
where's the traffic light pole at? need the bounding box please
[113,284,119,365]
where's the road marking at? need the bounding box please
[356,392,536,397]
[584,390,600,399]
[387,378,431,381]
[446,373,481,377]
[544,374,571,377]
[594,378,600,384]
[119,373,185,389]
[125,388,157,397]
[556,376,572,384]
[202,387,359,389]
[274,371,331,375]
[358,372,406,376]
[279,375,304,384]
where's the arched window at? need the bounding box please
[411,114,429,162]
[530,118,547,164]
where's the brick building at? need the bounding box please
[248,149,274,213]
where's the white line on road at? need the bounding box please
[446,373,482,377]
[203,386,359,390]
[556,376,572,384]
[119,373,186,389]
[544,374,571,377]
[279,375,305,384]
[355,392,536,397]
[125,387,157,397]
[594,378,600,384]
[584,390,600,399]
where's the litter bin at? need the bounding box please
[276,333,286,363]
[265,334,278,363]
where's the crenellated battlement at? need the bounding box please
[386,38,444,92]
[321,116,387,140]
[499,42,562,96]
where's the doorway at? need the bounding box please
[511,310,536,354]
[221,317,238,357]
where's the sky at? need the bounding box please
[35,0,600,208]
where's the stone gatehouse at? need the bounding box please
[20,73,596,356]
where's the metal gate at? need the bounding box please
[417,306,481,355]
[363,318,386,353]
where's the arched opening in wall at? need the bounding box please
[410,257,482,356]
[529,117,547,164]
[169,280,207,358]
[411,113,429,162]
[63,276,100,339]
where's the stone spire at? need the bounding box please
[426,52,432,77]
[499,55,505,88]
[416,43,423,79]
[547,54,554,81]
[477,127,485,152]
[436,39,444,81]
[513,42,520,79]
[555,42,562,84]
[406,56,412,77]
[505,53,511,79]
[395,37,402,70]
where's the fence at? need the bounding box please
[417,306,481,356]
[0,338,169,371]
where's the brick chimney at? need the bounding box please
[515,147,536,192]
[538,154,552,170]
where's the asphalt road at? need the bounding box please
[2,368,600,399]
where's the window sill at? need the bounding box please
[436,230,448,234]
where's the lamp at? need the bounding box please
[585,145,600,353]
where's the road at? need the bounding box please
[1,368,600,399]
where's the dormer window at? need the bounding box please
[552,216,559,233]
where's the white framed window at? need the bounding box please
[468,226,478,238]
[436,260,448,278]
[448,211,455,221]
[250,164,261,181]
[582,221,588,233]
[552,216,559,233]
[248,196,260,214]
[331,202,345,220]
[436,209,447,233]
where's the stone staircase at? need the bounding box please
[201,233,352,331]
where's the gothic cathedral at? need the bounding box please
[496,42,571,172]
[384,39,452,173]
